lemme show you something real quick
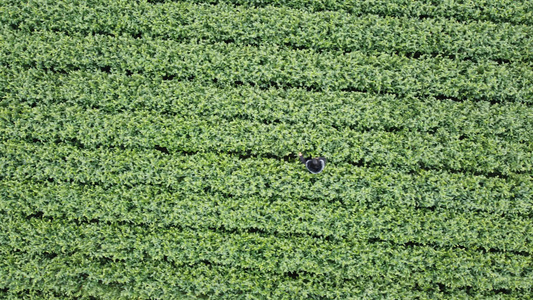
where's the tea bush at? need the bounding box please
[1,0,532,298]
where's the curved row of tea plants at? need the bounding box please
[2,29,532,103]
[2,212,532,299]
[184,0,533,25]
[3,0,531,26]
[2,185,533,257]
[2,101,531,176]
[3,1,532,63]
[2,67,532,143]
[2,141,532,252]
[2,140,532,215]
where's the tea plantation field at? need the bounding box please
[1,0,533,298]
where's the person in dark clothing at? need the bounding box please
[299,152,326,174]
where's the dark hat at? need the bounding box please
[311,158,320,167]
[306,158,324,174]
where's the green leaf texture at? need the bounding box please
[1,0,532,299]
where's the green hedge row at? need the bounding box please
[2,179,532,256]
[2,102,531,175]
[2,142,531,216]
[2,213,532,299]
[1,30,532,103]
[184,0,533,25]
[2,67,532,144]
[5,245,514,299]
[2,141,532,253]
[3,0,532,62]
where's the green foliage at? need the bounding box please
[3,1,532,62]
[1,0,532,299]
[184,0,533,26]
[1,28,532,103]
